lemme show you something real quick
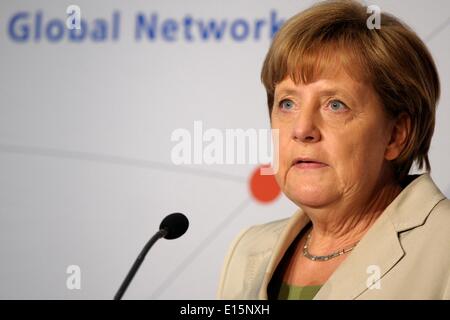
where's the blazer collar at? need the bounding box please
[258,173,446,300]
[257,209,310,299]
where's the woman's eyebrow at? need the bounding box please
[319,88,352,97]
[275,87,357,100]
[274,88,298,97]
[319,88,359,103]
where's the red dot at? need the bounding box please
[249,165,281,203]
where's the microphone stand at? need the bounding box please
[114,228,168,300]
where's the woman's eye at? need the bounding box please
[279,99,294,110]
[328,100,347,112]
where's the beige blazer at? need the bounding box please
[217,174,450,299]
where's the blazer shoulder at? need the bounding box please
[428,198,450,298]
[401,198,450,247]
[217,217,290,299]
[426,198,450,231]
[227,217,291,257]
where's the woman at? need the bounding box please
[217,0,450,299]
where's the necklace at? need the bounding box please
[303,231,359,262]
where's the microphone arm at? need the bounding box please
[114,228,168,300]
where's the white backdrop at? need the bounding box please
[0,0,448,299]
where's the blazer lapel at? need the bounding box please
[257,210,311,299]
[314,174,446,299]
[313,210,404,299]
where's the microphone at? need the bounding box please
[114,212,189,300]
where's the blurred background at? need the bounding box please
[0,0,448,299]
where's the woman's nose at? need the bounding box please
[291,108,321,143]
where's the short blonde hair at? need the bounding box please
[261,0,440,182]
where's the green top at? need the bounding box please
[277,282,323,300]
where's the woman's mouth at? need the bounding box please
[294,161,327,169]
[292,158,328,169]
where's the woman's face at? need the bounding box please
[271,70,395,209]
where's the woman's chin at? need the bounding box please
[284,182,338,208]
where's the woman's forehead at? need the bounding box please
[275,71,367,97]
[280,42,369,85]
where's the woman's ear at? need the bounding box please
[385,113,411,161]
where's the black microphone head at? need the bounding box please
[159,213,189,240]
